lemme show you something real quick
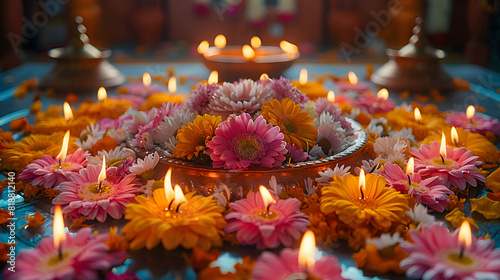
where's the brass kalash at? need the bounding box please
[40,17,125,93]
[371,18,454,92]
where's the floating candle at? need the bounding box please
[386,107,448,141]
[251,36,262,48]
[31,102,93,135]
[125,72,166,97]
[446,105,500,136]
[242,45,256,61]
[336,71,371,92]
[354,88,396,114]
[53,205,65,260]
[208,70,218,84]
[214,34,226,48]
[291,68,328,100]
[197,40,209,54]
[279,40,299,58]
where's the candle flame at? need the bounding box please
[98,156,106,183]
[406,157,414,175]
[214,34,226,48]
[299,68,308,85]
[208,71,218,84]
[451,127,459,146]
[259,185,276,209]
[279,40,298,55]
[56,130,70,163]
[143,73,151,87]
[458,220,472,249]
[377,88,389,100]
[260,73,269,80]
[327,91,335,103]
[466,105,475,120]
[53,205,66,251]
[414,108,422,123]
[63,102,73,121]
[251,36,261,48]
[197,40,209,54]
[298,230,316,272]
[359,169,366,194]
[440,132,447,158]
[242,45,255,60]
[97,87,107,100]
[348,71,358,85]
[174,185,187,205]
[168,77,177,93]
[164,168,175,203]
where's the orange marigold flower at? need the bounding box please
[353,244,408,274]
[69,216,94,230]
[106,226,129,252]
[20,211,46,229]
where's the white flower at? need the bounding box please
[366,118,387,136]
[397,102,413,112]
[155,109,196,151]
[304,177,317,197]
[389,128,416,146]
[108,128,127,144]
[130,151,160,175]
[343,107,360,120]
[269,176,283,196]
[87,146,136,166]
[355,158,381,175]
[373,135,409,164]
[316,164,351,186]
[406,204,435,229]
[140,180,155,198]
[75,123,105,150]
[213,183,231,207]
[366,232,404,250]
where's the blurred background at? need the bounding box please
[1,0,499,72]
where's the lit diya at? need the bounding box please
[336,71,370,92]
[74,87,131,120]
[31,102,95,136]
[446,105,500,136]
[126,72,166,96]
[200,35,299,81]
[291,68,328,100]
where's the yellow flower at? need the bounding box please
[444,208,478,229]
[486,167,500,193]
[68,216,94,230]
[31,116,96,136]
[352,244,407,274]
[74,99,131,120]
[471,196,500,219]
[139,93,184,111]
[173,114,222,160]
[420,126,498,165]
[261,98,317,150]
[106,226,129,252]
[35,105,62,122]
[0,132,78,172]
[320,174,409,230]
[386,108,447,141]
[121,189,226,251]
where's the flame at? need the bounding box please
[377,88,389,100]
[440,132,447,158]
[359,169,366,194]
[279,40,298,55]
[259,185,276,209]
[143,72,151,87]
[164,168,175,203]
[406,157,414,175]
[451,127,459,146]
[56,130,70,163]
[298,230,316,272]
[53,205,66,251]
[299,68,308,85]
[208,71,218,84]
[174,185,187,205]
[63,102,73,121]
[327,91,335,103]
[348,71,358,85]
[214,34,226,48]
[414,108,422,123]
[197,40,209,54]
[168,77,177,93]
[242,45,255,60]
[251,36,261,48]
[260,73,269,80]
[466,105,475,120]
[97,87,107,100]
[98,156,106,183]
[458,220,472,249]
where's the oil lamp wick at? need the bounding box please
[407,175,412,185]
[175,202,184,213]
[58,244,63,260]
[360,187,365,200]
[440,154,445,164]
[459,244,465,259]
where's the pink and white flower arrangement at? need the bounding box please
[19,148,89,188]
[410,142,485,189]
[447,111,500,136]
[355,92,396,114]
[53,164,139,222]
[266,77,309,104]
[185,82,219,114]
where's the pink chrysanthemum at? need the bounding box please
[314,98,353,131]
[267,77,309,105]
[400,222,500,280]
[206,113,287,170]
[410,142,485,190]
[354,93,396,114]
[3,228,122,280]
[186,83,219,113]
[53,164,139,222]
[446,112,500,136]
[381,163,453,212]
[224,191,309,249]
[19,149,89,188]
[252,248,345,280]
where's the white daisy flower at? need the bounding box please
[155,109,196,150]
[355,158,381,175]
[213,183,231,207]
[406,204,436,229]
[87,146,136,166]
[366,232,404,250]
[130,151,160,176]
[75,123,105,150]
[269,175,282,196]
[373,135,409,164]
[304,177,317,197]
[389,128,416,146]
[316,164,351,186]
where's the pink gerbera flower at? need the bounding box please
[410,142,485,190]
[400,222,500,280]
[266,77,309,105]
[354,93,396,114]
[19,149,89,188]
[224,191,309,249]
[381,163,453,212]
[252,248,345,280]
[206,113,287,170]
[447,112,500,136]
[52,164,139,222]
[314,98,353,131]
[3,228,122,280]
[185,82,219,113]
